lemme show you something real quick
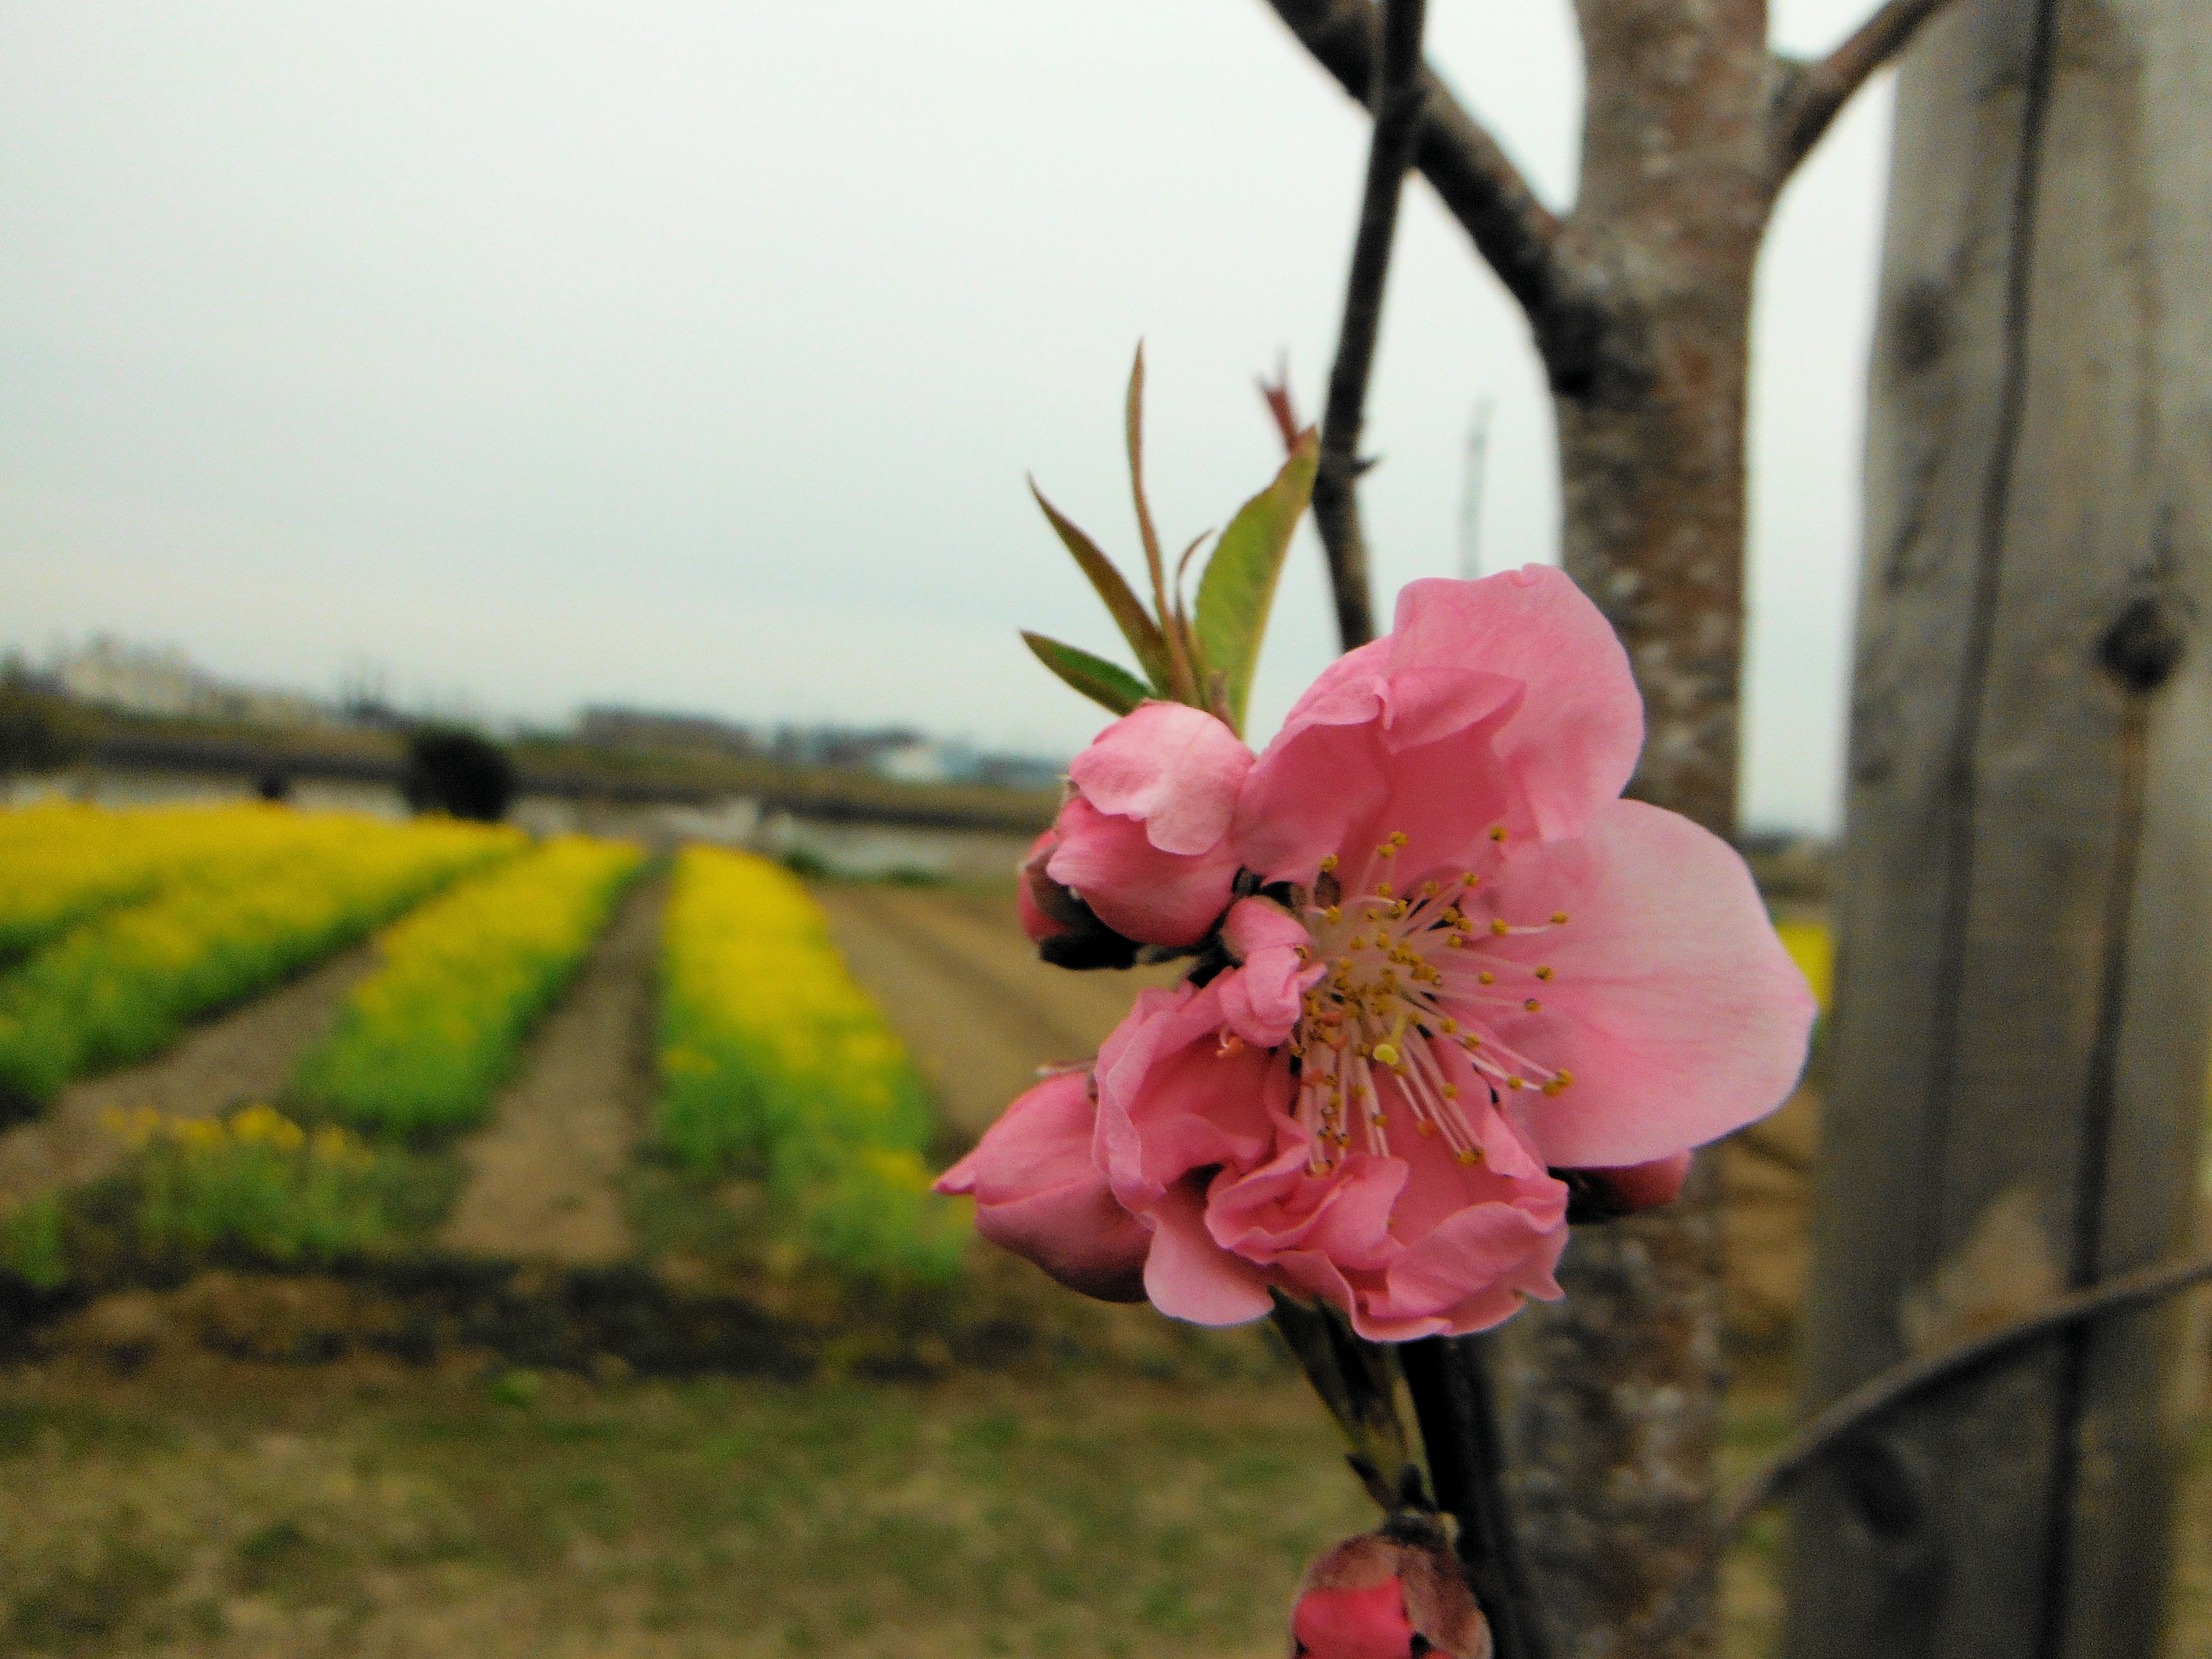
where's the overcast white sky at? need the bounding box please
[1,2,1896,833]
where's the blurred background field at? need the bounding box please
[0,799,2200,1657]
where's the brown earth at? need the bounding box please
[814,883,1182,1141]
[439,876,667,1266]
[0,943,381,1209]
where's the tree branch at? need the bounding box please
[1310,0,1427,651]
[1263,0,1565,325]
[1721,1250,2212,1537]
[1770,0,1959,177]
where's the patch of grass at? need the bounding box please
[8,1527,183,1652]
[1,1190,67,1289]
[94,1103,420,1270]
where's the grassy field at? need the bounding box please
[2,1347,2203,1659]
[0,810,2202,1657]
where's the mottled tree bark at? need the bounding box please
[1261,3,1956,1653]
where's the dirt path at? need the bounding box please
[812,884,1180,1140]
[0,944,382,1208]
[439,875,667,1266]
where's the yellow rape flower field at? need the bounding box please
[0,805,521,1117]
[656,846,968,1286]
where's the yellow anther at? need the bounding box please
[1478,971,1495,985]
[1541,1079,1566,1097]
[1438,1017,1458,1034]
[1535,965,1554,981]
[1377,842,1398,860]
[1422,880,1439,897]
[1441,1082,1460,1099]
[1445,934,1465,950]
[1491,918,1509,937]
[1324,906,1342,924]
[1376,882,1393,898]
[1488,825,1507,843]
[1319,855,1338,873]
[1373,1043,1400,1067]
[1505,1076,1524,1091]
[1369,1111,1386,1125]
[1555,1068,1574,1088]
[1462,872,1481,887]
[1455,1148,1482,1166]
[1523,998,1541,1012]
[1551,911,1569,925]
[1388,831,1406,846]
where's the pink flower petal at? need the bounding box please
[1141,1178,1276,1326]
[1067,702,1253,855]
[1217,898,1323,1048]
[934,1072,1148,1302]
[1205,1149,1407,1275]
[1093,982,1279,1202]
[1015,830,1070,942]
[1485,798,1816,1167]
[1047,796,1239,947]
[1234,570,1643,884]
[1385,569,1642,838]
[1294,1580,1417,1659]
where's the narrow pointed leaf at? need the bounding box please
[1022,632,1151,718]
[1195,430,1319,736]
[1030,481,1171,692]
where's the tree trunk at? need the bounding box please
[1260,3,1970,1651]
[1785,3,2212,1656]
[1488,9,1773,1650]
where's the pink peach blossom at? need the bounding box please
[941,567,1815,1339]
[932,1070,1149,1303]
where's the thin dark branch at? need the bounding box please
[1311,0,1427,651]
[1263,0,1564,324]
[1770,0,1958,177]
[1722,1250,2212,1536]
[1401,1335,1552,1659]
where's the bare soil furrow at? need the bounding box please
[439,873,667,1265]
[0,943,382,1208]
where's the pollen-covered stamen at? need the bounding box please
[1287,830,1575,1169]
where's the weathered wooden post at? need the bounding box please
[1788,3,2211,1655]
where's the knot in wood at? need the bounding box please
[2097,591,2187,694]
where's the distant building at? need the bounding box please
[56,635,322,728]
[578,706,759,758]
[974,753,1066,792]
[870,737,971,785]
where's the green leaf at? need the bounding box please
[1022,632,1152,717]
[1195,431,1319,736]
[1029,481,1171,693]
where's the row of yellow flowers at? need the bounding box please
[292,835,645,1138]
[0,804,522,1114]
[0,800,345,959]
[657,846,967,1285]
[99,1102,392,1266]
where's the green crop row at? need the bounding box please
[293,836,644,1139]
[656,847,965,1286]
[0,807,522,1116]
